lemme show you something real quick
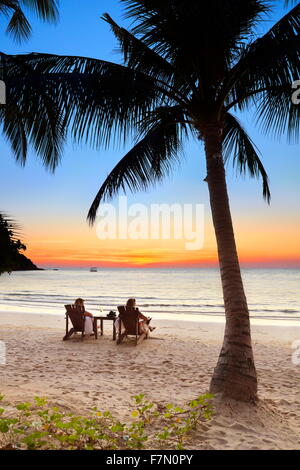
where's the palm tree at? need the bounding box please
[1,0,299,401]
[0,0,58,42]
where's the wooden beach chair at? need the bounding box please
[63,304,96,341]
[116,306,148,346]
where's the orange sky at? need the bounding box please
[24,217,300,268]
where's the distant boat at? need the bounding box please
[90,267,98,272]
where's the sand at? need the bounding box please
[0,311,300,450]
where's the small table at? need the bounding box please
[94,316,116,341]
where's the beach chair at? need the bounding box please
[63,304,96,341]
[116,306,148,345]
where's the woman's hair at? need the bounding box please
[126,298,136,310]
[75,298,84,306]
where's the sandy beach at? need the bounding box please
[0,311,300,450]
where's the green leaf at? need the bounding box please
[0,421,9,433]
[16,402,31,411]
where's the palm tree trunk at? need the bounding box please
[202,122,257,402]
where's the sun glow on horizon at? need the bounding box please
[21,212,300,269]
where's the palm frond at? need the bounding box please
[102,12,196,102]
[1,53,68,170]
[137,104,190,136]
[6,6,31,42]
[223,112,270,202]
[2,52,177,160]
[0,0,58,42]
[224,2,300,143]
[102,13,174,82]
[0,104,28,165]
[255,83,300,143]
[87,110,186,223]
[284,0,299,6]
[20,0,59,21]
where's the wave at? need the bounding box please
[251,308,300,314]
[1,296,299,315]
[139,303,224,308]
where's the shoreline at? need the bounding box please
[1,310,300,344]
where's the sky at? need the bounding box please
[0,0,299,269]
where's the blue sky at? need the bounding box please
[0,1,299,267]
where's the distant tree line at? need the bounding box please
[0,213,38,275]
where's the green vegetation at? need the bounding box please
[0,393,213,450]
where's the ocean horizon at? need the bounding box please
[1,267,299,321]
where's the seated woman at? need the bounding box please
[74,298,95,336]
[123,298,156,335]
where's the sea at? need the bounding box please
[0,268,299,322]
